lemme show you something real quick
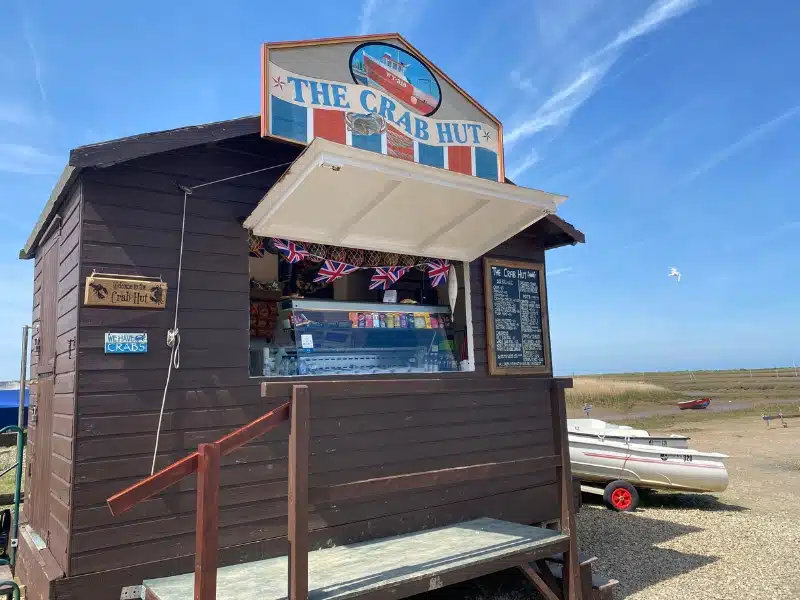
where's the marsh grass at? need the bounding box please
[566,378,675,411]
[619,403,793,431]
[0,447,24,512]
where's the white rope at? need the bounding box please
[151,189,188,475]
[148,162,294,475]
[190,162,294,190]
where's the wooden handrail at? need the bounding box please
[195,443,221,600]
[288,385,309,600]
[106,401,291,516]
[114,380,581,600]
[550,380,581,600]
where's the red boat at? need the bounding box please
[362,51,438,116]
[678,397,711,410]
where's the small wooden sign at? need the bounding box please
[84,276,167,309]
[483,258,551,375]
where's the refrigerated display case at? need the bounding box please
[252,299,460,377]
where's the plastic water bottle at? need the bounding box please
[263,354,271,377]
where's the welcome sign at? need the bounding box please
[84,275,167,309]
[262,35,504,182]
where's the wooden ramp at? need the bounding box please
[110,382,587,600]
[143,518,569,600]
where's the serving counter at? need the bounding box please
[251,299,459,377]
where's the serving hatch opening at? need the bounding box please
[243,137,566,263]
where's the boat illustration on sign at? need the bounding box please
[350,42,442,117]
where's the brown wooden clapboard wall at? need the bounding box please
[54,135,559,598]
[23,182,82,575]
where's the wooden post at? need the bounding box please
[288,385,310,600]
[194,443,221,600]
[550,379,582,600]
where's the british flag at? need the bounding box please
[369,266,408,290]
[426,259,450,287]
[272,238,309,263]
[313,260,358,284]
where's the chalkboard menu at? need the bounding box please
[483,258,551,375]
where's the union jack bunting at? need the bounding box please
[249,235,265,258]
[426,259,450,287]
[369,266,408,291]
[272,238,309,263]
[313,260,358,284]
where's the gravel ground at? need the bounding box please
[1,417,796,599]
[579,416,800,599]
[411,414,800,600]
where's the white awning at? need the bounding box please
[243,138,566,262]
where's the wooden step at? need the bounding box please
[545,560,619,600]
[144,518,570,600]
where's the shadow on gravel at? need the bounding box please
[635,489,749,513]
[578,503,720,598]
[405,493,739,600]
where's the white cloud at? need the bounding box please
[548,267,574,277]
[508,149,540,180]
[722,219,800,253]
[505,60,614,147]
[680,104,800,184]
[22,6,47,106]
[605,0,696,53]
[505,0,699,171]
[0,102,36,126]
[509,69,537,96]
[358,0,425,36]
[359,0,380,35]
[0,143,61,175]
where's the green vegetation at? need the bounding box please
[619,403,796,431]
[0,447,24,512]
[567,367,800,411]
[566,378,675,411]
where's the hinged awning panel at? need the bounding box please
[243,138,566,262]
[428,201,537,259]
[348,181,485,254]
[263,166,394,244]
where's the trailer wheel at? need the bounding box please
[603,480,638,512]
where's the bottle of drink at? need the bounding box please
[262,351,271,377]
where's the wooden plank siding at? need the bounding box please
[50,183,82,574]
[21,182,81,593]
[54,136,562,597]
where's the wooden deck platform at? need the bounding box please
[143,518,569,600]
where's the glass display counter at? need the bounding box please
[253,299,460,377]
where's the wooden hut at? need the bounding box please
[17,34,586,600]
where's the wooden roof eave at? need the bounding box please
[21,115,585,259]
[20,116,262,259]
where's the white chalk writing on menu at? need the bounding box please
[489,265,545,368]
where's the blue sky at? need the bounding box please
[0,0,798,378]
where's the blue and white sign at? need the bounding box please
[104,332,148,354]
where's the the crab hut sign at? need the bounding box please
[261,34,504,182]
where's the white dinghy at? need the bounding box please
[567,419,729,511]
[568,418,690,448]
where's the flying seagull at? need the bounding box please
[668,267,681,282]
